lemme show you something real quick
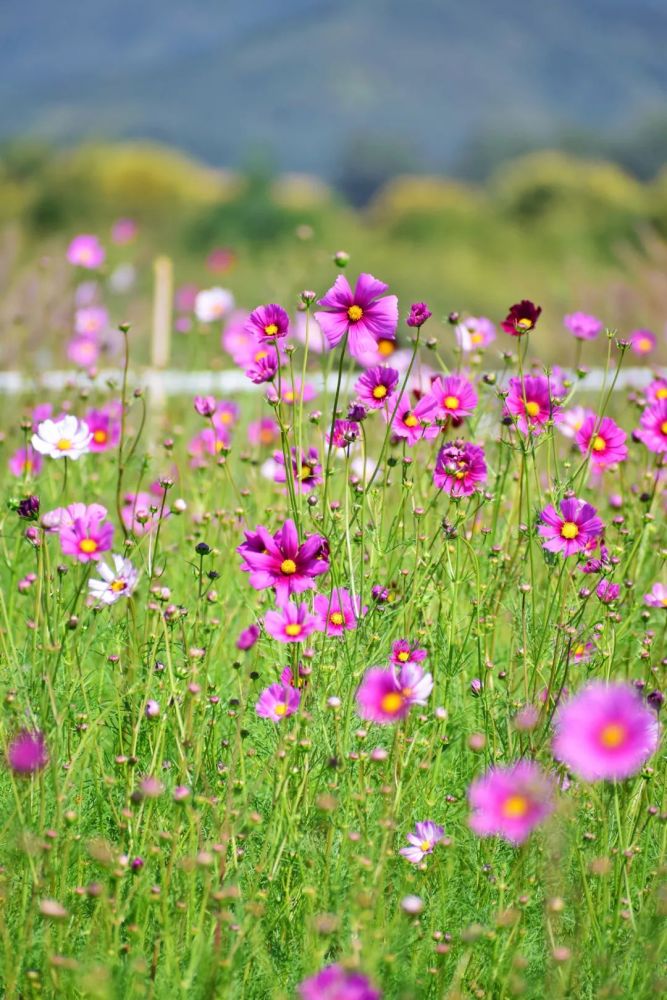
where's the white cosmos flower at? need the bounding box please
[31,416,92,460]
[88,555,140,605]
[194,287,235,323]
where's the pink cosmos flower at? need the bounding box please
[646,378,667,405]
[386,393,438,445]
[237,518,329,605]
[552,682,660,781]
[188,428,230,466]
[433,441,487,496]
[194,395,217,417]
[245,303,290,342]
[327,420,360,450]
[538,497,604,557]
[85,408,120,452]
[558,405,593,440]
[501,300,541,335]
[455,316,496,353]
[42,502,108,534]
[644,583,667,609]
[236,624,260,650]
[426,374,478,422]
[406,301,432,328]
[390,639,427,666]
[356,663,433,724]
[468,760,555,844]
[570,640,595,664]
[264,602,318,643]
[60,508,114,563]
[121,491,168,536]
[504,375,560,434]
[221,310,254,362]
[111,218,138,244]
[399,820,445,863]
[313,589,364,636]
[630,328,656,356]
[575,414,628,469]
[7,730,48,774]
[298,965,380,1000]
[244,347,279,384]
[255,683,301,722]
[564,312,603,340]
[273,447,323,493]
[8,446,43,478]
[67,234,105,269]
[596,579,620,604]
[355,365,400,409]
[75,306,108,339]
[278,379,318,405]
[315,272,398,361]
[637,400,667,454]
[67,336,99,368]
[292,311,328,353]
[248,418,280,447]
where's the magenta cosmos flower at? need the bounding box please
[552,682,660,781]
[355,365,400,409]
[67,234,105,269]
[433,441,487,497]
[75,306,108,338]
[390,639,427,667]
[538,497,604,557]
[630,328,656,356]
[67,336,99,368]
[8,446,43,478]
[121,491,169,536]
[563,312,603,340]
[245,303,290,342]
[501,300,542,335]
[313,589,364,636]
[455,316,496,352]
[386,393,438,445]
[575,414,628,469]
[468,760,555,845]
[406,301,432,328]
[273,447,323,494]
[596,580,620,604]
[85,408,121,452]
[7,730,48,775]
[264,602,318,643]
[637,400,667,454]
[504,375,560,434]
[356,663,433,724]
[255,683,301,722]
[644,583,667,609]
[426,374,478,421]
[327,420,361,450]
[236,623,260,651]
[298,965,380,1000]
[315,273,398,360]
[399,820,445,863]
[60,508,114,563]
[646,378,667,404]
[237,518,329,605]
[244,346,280,384]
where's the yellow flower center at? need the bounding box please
[330,612,344,626]
[274,702,287,717]
[56,438,72,451]
[372,385,388,400]
[471,331,482,344]
[285,623,302,637]
[260,428,274,444]
[404,414,419,428]
[254,349,268,361]
[264,323,279,337]
[503,794,529,818]
[560,521,579,540]
[656,387,667,400]
[661,597,667,607]
[299,464,313,481]
[599,723,626,749]
[110,579,127,592]
[420,839,432,852]
[220,412,232,424]
[525,401,540,418]
[592,435,606,452]
[280,559,297,575]
[92,430,107,444]
[516,317,532,331]
[284,390,295,402]
[397,651,410,662]
[637,338,652,352]
[347,304,363,322]
[380,692,404,715]
[378,339,395,357]
[444,395,460,410]
[660,421,667,435]
[80,539,98,554]
[574,644,585,657]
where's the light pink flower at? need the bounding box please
[468,760,555,844]
[264,602,318,643]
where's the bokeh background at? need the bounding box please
[2,0,667,368]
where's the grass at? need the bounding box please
[0,274,665,999]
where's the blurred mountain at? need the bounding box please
[2,0,666,180]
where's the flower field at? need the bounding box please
[0,237,665,999]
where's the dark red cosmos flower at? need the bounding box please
[501,300,542,336]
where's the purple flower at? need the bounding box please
[255,683,300,722]
[355,365,400,410]
[298,964,381,1000]
[7,730,48,774]
[504,375,560,435]
[575,414,628,469]
[273,447,323,493]
[644,583,667,609]
[313,589,364,635]
[406,301,432,328]
[244,346,279,384]
[315,273,398,361]
[236,624,260,650]
[17,496,40,521]
[564,312,603,341]
[399,820,445,863]
[637,400,667,454]
[390,639,427,667]
[245,303,290,342]
[327,419,360,450]
[538,497,604,557]
[426,374,478,421]
[264,602,318,643]
[66,234,105,269]
[356,663,433,724]
[596,580,620,604]
[386,393,439,445]
[194,395,217,417]
[468,760,555,844]
[433,441,487,496]
[630,329,656,356]
[237,518,329,605]
[455,316,496,352]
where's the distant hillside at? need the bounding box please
[2,0,667,178]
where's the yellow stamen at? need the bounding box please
[92,430,107,444]
[592,435,606,452]
[330,612,344,626]
[444,395,460,411]
[56,438,72,451]
[79,539,98,554]
[380,692,404,715]
[274,703,287,717]
[599,723,626,749]
[516,317,532,331]
[525,401,540,418]
[420,839,432,852]
[347,304,363,322]
[280,559,297,575]
[378,339,394,357]
[397,651,410,662]
[503,794,529,818]
[404,414,419,428]
[660,421,667,435]
[264,323,279,337]
[284,623,302,637]
[110,579,127,592]
[656,387,667,400]
[560,521,579,540]
[372,385,388,400]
